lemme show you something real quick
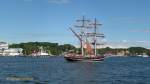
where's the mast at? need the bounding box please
[75,16,90,56]
[92,18,102,56]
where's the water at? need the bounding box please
[0,56,150,84]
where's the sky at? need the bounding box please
[0,0,150,48]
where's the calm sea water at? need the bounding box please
[0,56,150,84]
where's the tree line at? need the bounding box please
[98,47,150,56]
[9,42,150,56]
[9,42,75,55]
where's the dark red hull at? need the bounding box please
[64,55,104,62]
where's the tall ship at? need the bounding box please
[64,16,105,62]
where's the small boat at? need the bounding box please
[31,47,50,56]
[64,16,105,62]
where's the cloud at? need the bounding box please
[112,17,150,24]
[122,40,128,43]
[23,0,32,2]
[101,40,150,49]
[23,0,71,4]
[13,32,72,38]
[130,29,150,33]
[48,0,71,4]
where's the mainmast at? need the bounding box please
[91,18,104,56]
[75,16,90,56]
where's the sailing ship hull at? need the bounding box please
[64,55,104,62]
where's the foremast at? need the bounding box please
[75,16,90,56]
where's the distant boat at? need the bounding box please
[31,47,50,56]
[64,16,105,62]
[36,51,49,56]
[136,53,149,58]
[142,55,149,57]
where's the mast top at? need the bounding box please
[91,18,102,29]
[75,16,90,28]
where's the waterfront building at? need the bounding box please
[2,48,23,56]
[0,42,8,50]
[0,42,9,55]
[0,42,23,56]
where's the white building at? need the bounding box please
[0,42,23,56]
[3,48,23,56]
[0,42,8,55]
[0,42,8,50]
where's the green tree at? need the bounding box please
[9,42,76,55]
[128,47,147,56]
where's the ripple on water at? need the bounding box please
[0,56,149,84]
